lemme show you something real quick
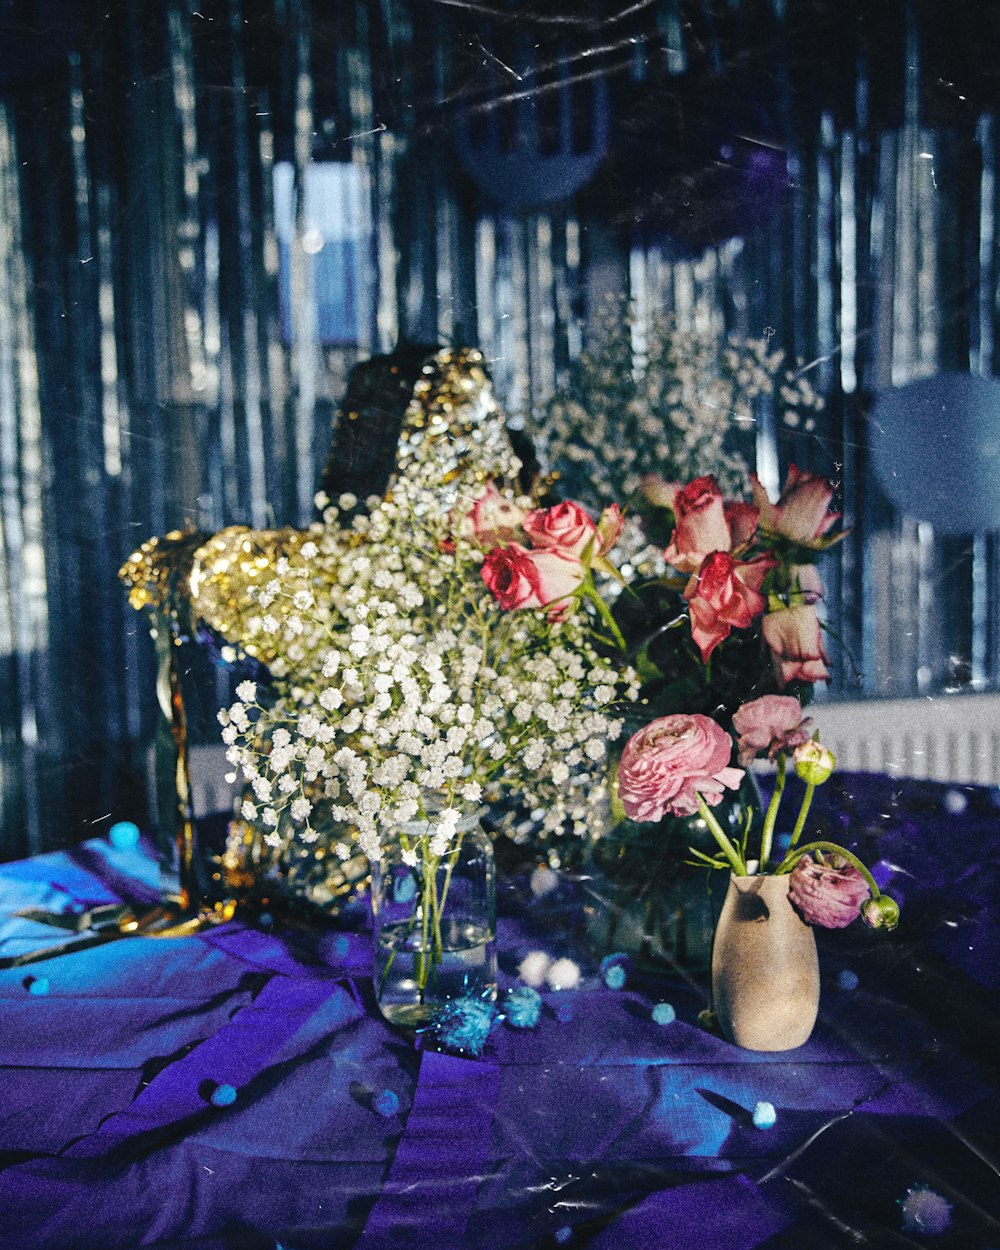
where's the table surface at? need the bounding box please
[1,772,999,1250]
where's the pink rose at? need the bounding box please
[595,503,625,556]
[640,473,680,509]
[618,713,744,822]
[481,543,584,618]
[684,552,776,663]
[724,502,760,549]
[751,465,840,546]
[466,482,527,549]
[663,475,732,573]
[788,853,870,928]
[732,695,814,766]
[523,500,596,558]
[762,604,830,687]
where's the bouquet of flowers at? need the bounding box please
[529,302,824,511]
[617,699,899,931]
[221,467,639,867]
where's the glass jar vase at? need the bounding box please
[371,808,497,1029]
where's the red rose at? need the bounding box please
[523,500,596,558]
[732,695,813,766]
[751,465,840,546]
[762,604,830,687]
[684,552,776,663]
[788,853,870,928]
[481,543,584,618]
[618,713,744,822]
[663,474,732,573]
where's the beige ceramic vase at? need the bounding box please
[711,873,820,1051]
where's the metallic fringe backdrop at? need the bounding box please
[0,0,997,856]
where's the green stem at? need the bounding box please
[696,794,747,876]
[788,780,816,851]
[759,754,785,869]
[585,577,627,651]
[774,840,883,898]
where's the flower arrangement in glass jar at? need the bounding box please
[221,463,639,1023]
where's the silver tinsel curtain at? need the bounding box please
[0,0,997,856]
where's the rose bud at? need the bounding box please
[793,740,836,786]
[861,894,900,931]
[663,474,732,573]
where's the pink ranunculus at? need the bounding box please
[467,482,528,549]
[684,551,776,663]
[731,695,814,766]
[787,853,870,928]
[481,543,584,618]
[663,474,732,573]
[522,499,597,558]
[724,501,760,549]
[762,604,830,687]
[751,465,840,546]
[618,713,744,822]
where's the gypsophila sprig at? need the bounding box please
[222,467,640,866]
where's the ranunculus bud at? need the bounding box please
[793,739,835,785]
[861,894,900,931]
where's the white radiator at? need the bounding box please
[809,692,1000,785]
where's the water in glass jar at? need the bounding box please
[374,916,497,1029]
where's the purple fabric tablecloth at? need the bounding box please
[0,772,998,1249]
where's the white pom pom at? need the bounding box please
[530,865,560,898]
[518,950,552,988]
[545,957,581,991]
[899,1185,952,1235]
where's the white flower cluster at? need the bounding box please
[222,474,639,863]
[530,302,824,509]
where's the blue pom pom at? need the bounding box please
[554,999,574,1024]
[392,870,417,905]
[651,1002,676,1025]
[554,1227,573,1244]
[210,1083,238,1107]
[837,968,859,991]
[752,1101,777,1129]
[25,976,49,996]
[899,1184,952,1235]
[372,1088,400,1118]
[424,988,498,1056]
[503,985,542,1029]
[109,821,141,850]
[599,952,629,990]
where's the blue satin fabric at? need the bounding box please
[0,773,998,1249]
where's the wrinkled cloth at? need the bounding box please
[0,772,998,1249]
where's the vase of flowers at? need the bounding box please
[371,801,495,1027]
[617,699,900,1051]
[221,449,639,1027]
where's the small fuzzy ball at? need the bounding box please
[545,958,581,991]
[943,788,968,816]
[503,985,542,1029]
[752,1101,777,1129]
[554,1227,572,1245]
[651,1002,676,1025]
[899,1185,953,1235]
[25,977,49,996]
[392,870,417,905]
[371,1089,400,1118]
[518,950,552,988]
[837,968,860,991]
[599,953,629,990]
[529,865,560,898]
[210,1083,238,1107]
[427,991,498,1057]
[109,821,141,850]
[555,999,575,1024]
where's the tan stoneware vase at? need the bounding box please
[711,873,820,1051]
